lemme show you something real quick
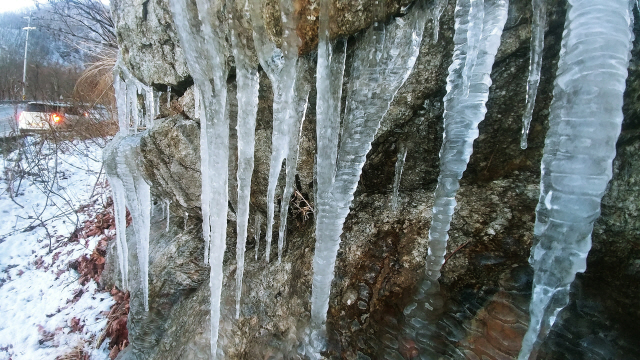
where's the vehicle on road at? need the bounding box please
[18,102,88,132]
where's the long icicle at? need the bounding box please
[425,0,508,285]
[518,0,634,358]
[277,60,312,263]
[308,0,427,354]
[520,0,547,149]
[230,0,260,319]
[168,0,229,356]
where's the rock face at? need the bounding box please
[104,0,640,358]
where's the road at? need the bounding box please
[0,105,19,137]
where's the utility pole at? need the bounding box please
[22,14,36,101]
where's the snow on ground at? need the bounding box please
[0,135,114,360]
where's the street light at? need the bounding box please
[22,14,36,101]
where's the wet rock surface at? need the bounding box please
[105,0,640,358]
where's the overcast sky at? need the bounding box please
[0,0,37,14]
[0,0,109,14]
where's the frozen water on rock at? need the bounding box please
[169,0,230,355]
[391,143,407,211]
[518,0,634,358]
[104,133,151,311]
[308,0,427,353]
[461,0,484,95]
[114,58,157,133]
[230,0,260,318]
[249,0,305,263]
[426,0,508,283]
[430,0,448,42]
[520,0,547,149]
[108,175,129,291]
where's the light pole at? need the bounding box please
[22,14,36,101]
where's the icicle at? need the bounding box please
[154,90,161,117]
[166,86,172,109]
[145,85,155,127]
[104,134,151,311]
[520,0,547,149]
[309,0,427,352]
[230,0,260,318]
[249,0,304,263]
[168,0,230,355]
[431,0,448,42]
[165,200,171,232]
[461,0,484,95]
[518,1,633,358]
[391,143,407,211]
[184,212,188,230]
[113,64,129,135]
[277,61,312,263]
[425,0,508,283]
[107,174,129,291]
[254,213,262,260]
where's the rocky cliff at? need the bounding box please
[103,0,640,358]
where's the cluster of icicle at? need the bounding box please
[107,0,637,357]
[417,0,635,359]
[105,59,160,312]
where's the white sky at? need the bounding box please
[0,0,109,14]
[0,0,37,13]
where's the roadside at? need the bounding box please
[0,134,122,360]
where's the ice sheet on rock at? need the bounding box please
[230,0,260,318]
[520,0,547,149]
[309,0,427,349]
[168,0,230,355]
[104,133,151,311]
[249,0,303,263]
[425,0,508,283]
[518,1,633,358]
[392,143,407,211]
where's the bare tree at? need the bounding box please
[34,0,117,51]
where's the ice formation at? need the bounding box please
[430,0,448,42]
[168,0,230,355]
[230,0,260,319]
[520,0,547,149]
[518,0,634,358]
[425,0,508,283]
[113,59,157,133]
[309,0,427,349]
[107,0,637,356]
[391,143,407,211]
[461,0,484,95]
[249,0,308,263]
[104,134,151,311]
[108,175,128,291]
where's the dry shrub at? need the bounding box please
[97,287,130,359]
[56,341,90,360]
